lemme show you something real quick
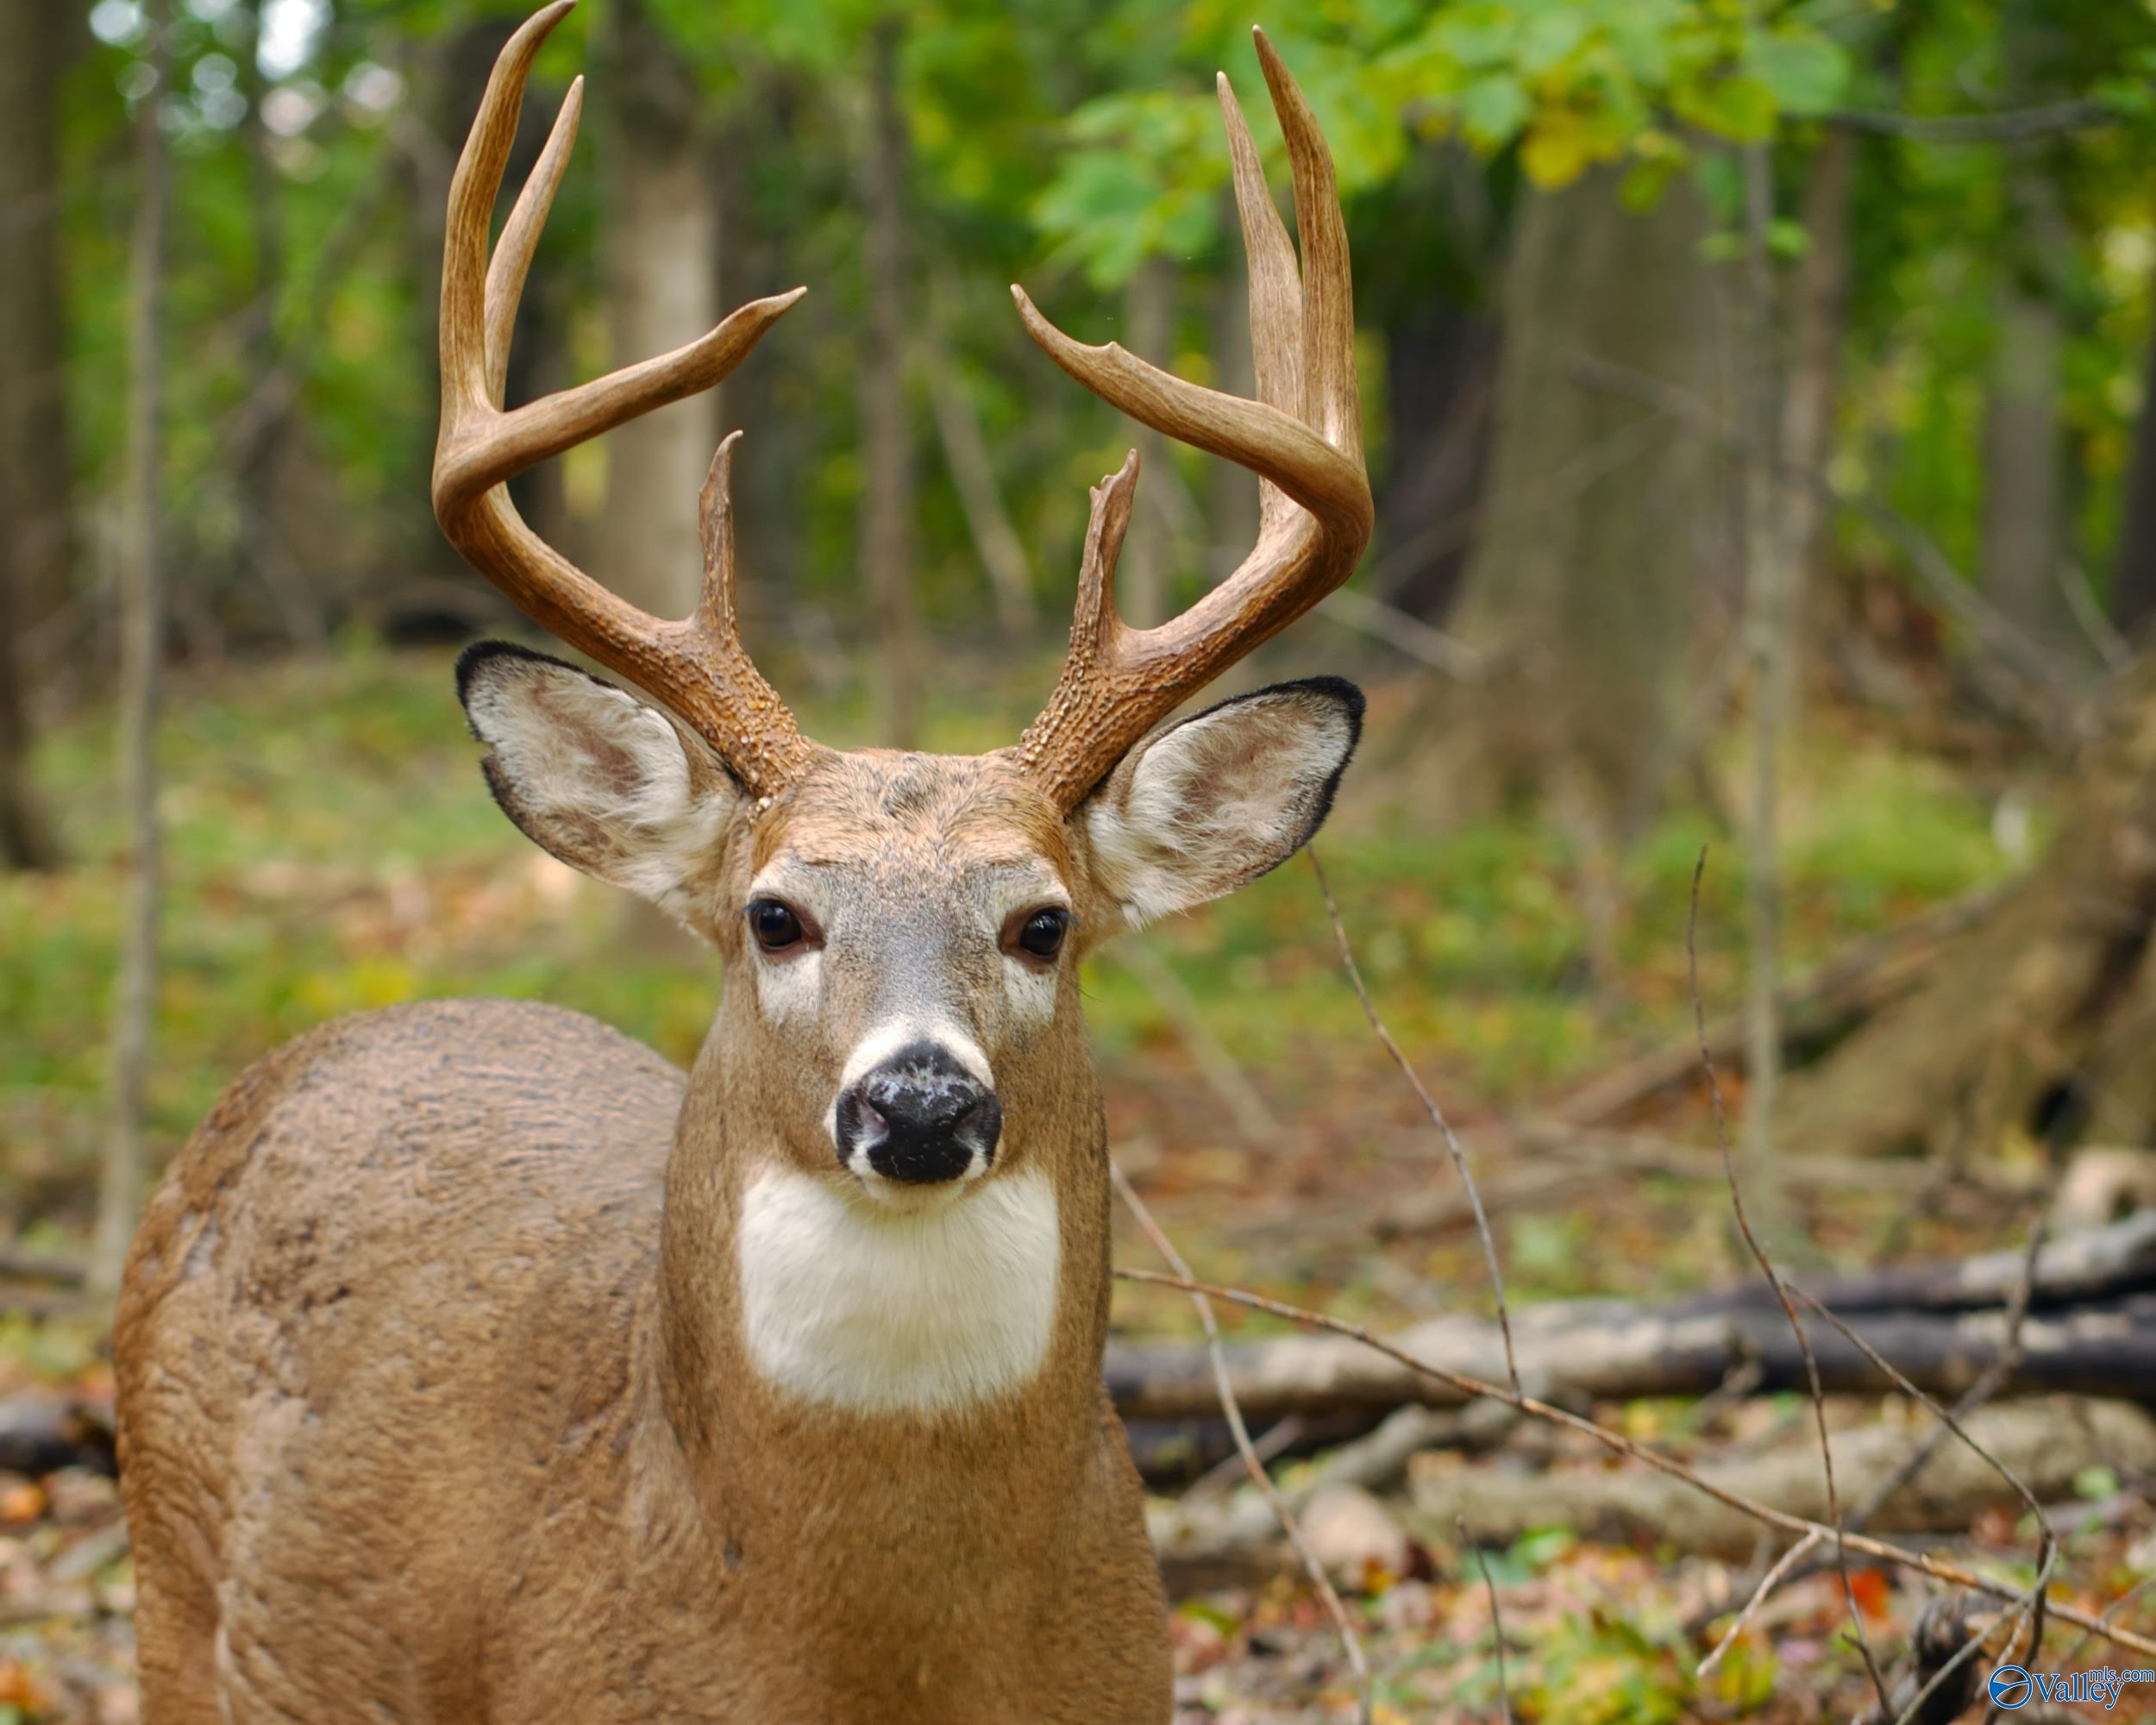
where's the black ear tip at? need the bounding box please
[1300,674,1366,723]
[1272,673,1366,745]
[455,639,597,707]
[457,638,530,703]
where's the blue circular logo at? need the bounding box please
[1989,1667,2032,1710]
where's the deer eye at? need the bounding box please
[1013,907,1069,961]
[748,899,805,952]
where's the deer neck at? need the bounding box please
[649,1029,1115,1562]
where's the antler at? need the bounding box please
[1010,30,1373,811]
[434,1,824,804]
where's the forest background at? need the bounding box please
[9,1,2156,1720]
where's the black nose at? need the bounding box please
[835,1041,1002,1185]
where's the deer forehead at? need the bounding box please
[748,750,1079,890]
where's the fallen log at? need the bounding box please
[0,1391,116,1476]
[1672,1208,2156,1316]
[1404,1396,2156,1559]
[1107,1214,2156,1423]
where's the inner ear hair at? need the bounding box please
[1086,675,1363,928]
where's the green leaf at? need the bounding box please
[1620,155,1680,210]
[1746,29,1849,116]
[1457,73,1530,144]
[1677,73,1777,142]
[1767,216,1811,258]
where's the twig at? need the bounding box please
[1309,846,1519,1396]
[1112,1265,2156,1661]
[1757,1216,2057,1609]
[1841,1219,2051,1533]
[1109,1164,1372,1723]
[1319,585,1488,680]
[1688,849,1892,1710]
[1894,1557,2053,1725]
[1186,1415,1304,1500]
[1457,1515,1514,1725]
[2057,1566,2156,1669]
[1699,1528,1823,1678]
[1119,940,1282,1150]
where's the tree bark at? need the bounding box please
[595,0,719,622]
[1441,166,1730,839]
[1121,258,1174,629]
[229,0,325,648]
[927,343,1032,641]
[1106,1289,2156,1425]
[0,0,73,869]
[1208,242,1261,583]
[1978,6,2077,656]
[1977,188,2071,650]
[1783,129,1855,606]
[95,0,172,1295]
[1407,1399,2156,1560]
[860,17,921,748]
[1738,139,1799,1252]
[2112,310,2156,641]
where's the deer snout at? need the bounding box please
[834,1041,1002,1187]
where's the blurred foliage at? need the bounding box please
[41,0,2156,649]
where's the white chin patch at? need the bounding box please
[736,1165,1060,1415]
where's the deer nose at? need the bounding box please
[834,1041,1002,1186]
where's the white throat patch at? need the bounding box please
[736,1165,1060,1414]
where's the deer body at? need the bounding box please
[118,6,1373,1719]
[118,997,1165,1723]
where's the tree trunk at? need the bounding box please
[1780,643,2156,1159]
[95,0,172,1295]
[1208,243,1261,583]
[2112,311,2156,641]
[1977,4,2076,656]
[860,17,921,749]
[0,0,72,869]
[1736,139,1801,1253]
[1441,166,1730,838]
[928,364,1034,643]
[1783,128,1855,593]
[1977,202,2071,651]
[595,0,719,622]
[1121,258,1173,629]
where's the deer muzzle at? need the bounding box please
[834,1040,1002,1188]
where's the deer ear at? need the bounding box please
[1083,676,1363,929]
[456,642,746,938]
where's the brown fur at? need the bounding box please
[116,750,1172,1723]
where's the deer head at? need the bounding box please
[436,2,1372,1231]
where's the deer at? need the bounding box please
[113,4,1370,1720]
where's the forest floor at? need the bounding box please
[6,642,2151,1722]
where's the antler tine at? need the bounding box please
[1252,29,1361,464]
[485,72,583,405]
[1215,67,1300,535]
[434,3,822,804]
[1011,32,1373,810]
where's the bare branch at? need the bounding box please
[1310,847,1519,1396]
[1112,1265,2156,1662]
[1110,1164,1371,1722]
[1827,99,2112,144]
[1687,849,1890,1709]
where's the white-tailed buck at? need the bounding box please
[116,3,1370,1718]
